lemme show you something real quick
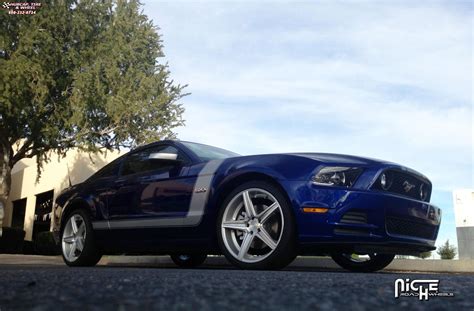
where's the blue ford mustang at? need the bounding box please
[56,140,441,272]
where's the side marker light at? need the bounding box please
[302,207,329,213]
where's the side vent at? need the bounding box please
[340,211,368,225]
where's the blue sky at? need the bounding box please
[142,1,473,251]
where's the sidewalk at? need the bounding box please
[1,254,473,273]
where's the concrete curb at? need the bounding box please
[0,254,64,265]
[103,256,474,273]
[1,254,473,273]
[386,258,474,273]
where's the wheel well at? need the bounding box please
[215,173,291,209]
[60,200,90,230]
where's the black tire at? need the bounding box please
[331,253,395,272]
[170,254,207,268]
[60,209,102,267]
[217,181,297,270]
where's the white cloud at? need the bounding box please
[143,1,473,194]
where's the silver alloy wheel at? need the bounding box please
[62,214,87,262]
[221,188,284,263]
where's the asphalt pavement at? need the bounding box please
[0,263,473,311]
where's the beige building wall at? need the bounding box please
[4,149,122,241]
[453,189,474,259]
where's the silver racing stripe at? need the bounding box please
[184,159,224,224]
[92,159,224,230]
[91,221,109,230]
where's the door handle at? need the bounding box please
[114,178,127,187]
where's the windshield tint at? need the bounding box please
[181,142,240,161]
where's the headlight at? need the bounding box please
[419,184,428,201]
[380,172,393,190]
[312,166,363,187]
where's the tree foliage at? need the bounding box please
[437,239,457,260]
[0,0,186,202]
[418,251,432,259]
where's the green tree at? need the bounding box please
[0,0,186,207]
[418,251,432,259]
[437,240,457,260]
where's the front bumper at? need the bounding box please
[282,181,441,255]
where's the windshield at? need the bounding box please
[181,142,240,161]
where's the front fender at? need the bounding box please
[59,196,98,230]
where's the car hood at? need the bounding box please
[290,153,393,166]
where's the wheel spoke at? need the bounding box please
[242,191,256,218]
[238,232,254,260]
[70,218,78,234]
[258,202,279,224]
[256,228,277,249]
[222,220,249,232]
[68,243,76,259]
[75,238,84,252]
[63,235,75,244]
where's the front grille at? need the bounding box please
[386,216,437,240]
[340,211,367,224]
[371,169,432,202]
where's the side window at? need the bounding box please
[93,161,121,179]
[121,145,188,176]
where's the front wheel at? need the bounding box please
[170,254,207,268]
[60,209,102,267]
[331,253,395,272]
[217,181,297,270]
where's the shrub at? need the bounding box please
[0,227,25,254]
[437,239,457,260]
[418,251,432,259]
[22,240,35,255]
[34,231,61,256]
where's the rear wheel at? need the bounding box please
[170,254,207,268]
[61,209,102,267]
[331,253,395,272]
[217,181,297,270]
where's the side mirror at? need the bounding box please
[148,152,178,161]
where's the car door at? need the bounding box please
[83,158,123,222]
[107,144,195,228]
